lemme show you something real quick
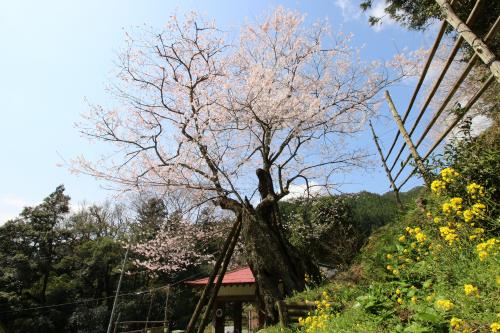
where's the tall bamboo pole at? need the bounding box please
[385,91,430,186]
[435,0,500,82]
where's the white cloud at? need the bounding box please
[282,183,326,201]
[334,0,362,20]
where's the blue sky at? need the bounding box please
[0,0,440,223]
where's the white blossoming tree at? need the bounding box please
[76,7,417,322]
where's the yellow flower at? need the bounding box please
[397,298,403,304]
[440,167,459,183]
[471,202,486,218]
[386,253,393,259]
[450,197,463,209]
[479,251,489,261]
[411,296,417,304]
[396,289,401,295]
[415,232,427,243]
[442,203,452,215]
[466,183,485,199]
[496,276,500,285]
[463,284,478,296]
[431,179,446,194]
[476,238,499,260]
[440,227,459,245]
[436,299,454,311]
[392,269,400,276]
[463,209,474,222]
[473,228,485,234]
[399,235,406,242]
[434,217,442,224]
[450,317,464,330]
[386,265,393,271]
[491,322,500,332]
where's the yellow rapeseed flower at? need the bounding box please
[415,232,427,243]
[436,299,454,311]
[450,317,464,330]
[466,183,485,199]
[463,209,474,222]
[440,167,459,183]
[431,179,446,194]
[464,284,478,296]
[491,322,500,333]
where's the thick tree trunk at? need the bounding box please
[239,169,319,324]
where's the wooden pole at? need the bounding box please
[197,219,242,333]
[113,312,122,333]
[144,291,154,331]
[369,121,403,209]
[185,219,241,333]
[107,246,129,333]
[435,0,500,82]
[385,91,430,186]
[163,285,170,333]
[384,20,448,161]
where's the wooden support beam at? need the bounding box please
[185,219,241,333]
[435,0,500,82]
[369,121,403,209]
[197,219,242,333]
[385,91,430,186]
[384,20,448,161]
[232,301,243,333]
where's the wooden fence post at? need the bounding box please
[385,91,430,186]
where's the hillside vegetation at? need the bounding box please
[263,123,499,332]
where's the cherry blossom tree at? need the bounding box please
[131,215,218,274]
[76,7,418,322]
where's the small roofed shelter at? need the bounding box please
[185,267,262,333]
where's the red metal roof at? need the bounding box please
[185,267,255,286]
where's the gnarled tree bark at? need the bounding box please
[239,169,319,323]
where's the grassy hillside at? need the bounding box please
[264,176,499,332]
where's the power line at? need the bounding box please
[0,265,212,315]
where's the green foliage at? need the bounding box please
[280,190,422,268]
[0,187,206,333]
